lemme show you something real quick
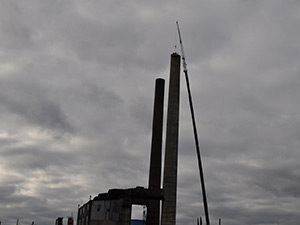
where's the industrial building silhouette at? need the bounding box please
[55,216,74,225]
[77,53,181,225]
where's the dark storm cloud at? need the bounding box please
[0,83,75,138]
[0,144,75,172]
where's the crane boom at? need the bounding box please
[176,22,187,73]
[176,21,210,225]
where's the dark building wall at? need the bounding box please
[78,201,92,225]
[78,199,131,225]
[90,199,131,223]
[77,187,163,225]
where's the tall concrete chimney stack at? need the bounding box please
[161,53,181,225]
[147,78,165,225]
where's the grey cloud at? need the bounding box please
[0,0,300,225]
[0,81,76,138]
[1,96,75,138]
[0,185,17,202]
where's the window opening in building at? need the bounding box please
[131,205,146,225]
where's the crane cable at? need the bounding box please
[176,21,210,225]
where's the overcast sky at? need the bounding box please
[1,0,300,225]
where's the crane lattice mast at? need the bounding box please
[176,21,210,225]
